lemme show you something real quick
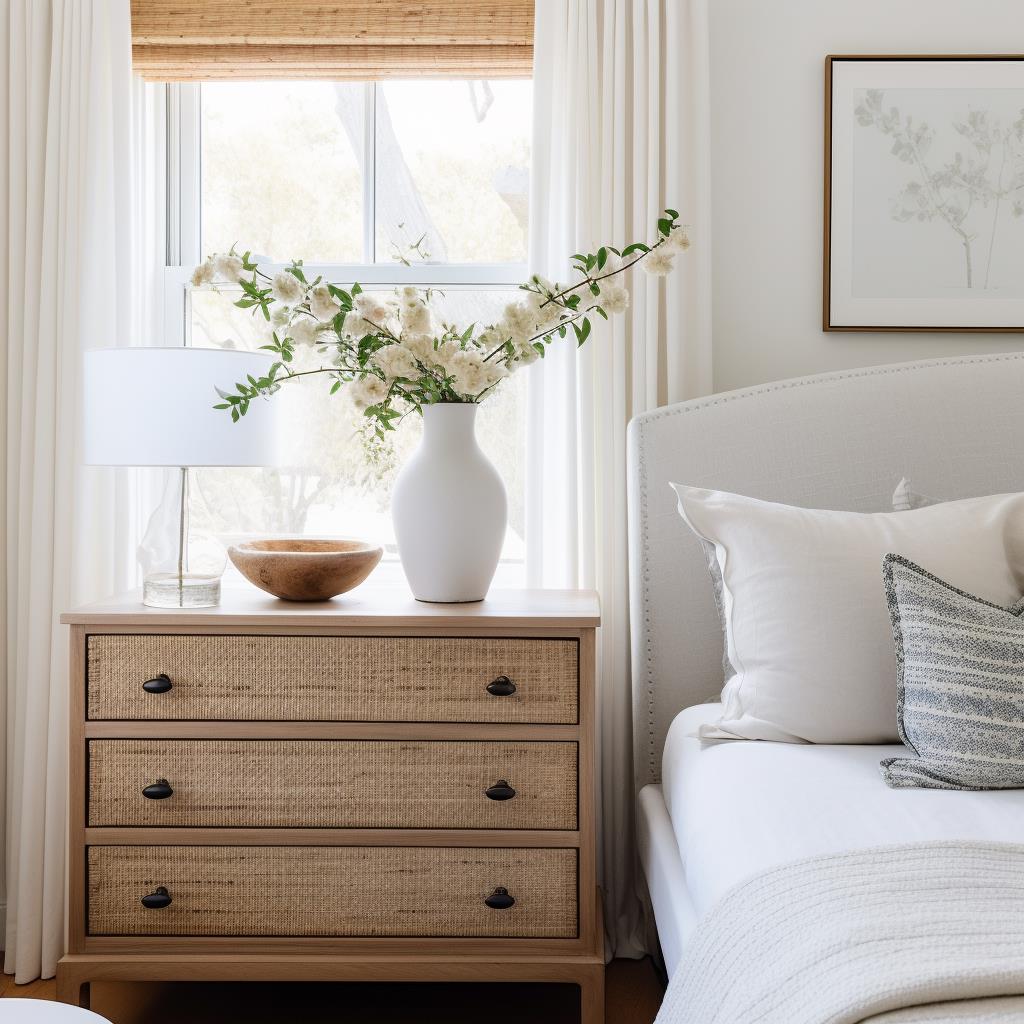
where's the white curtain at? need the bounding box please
[2,0,150,982]
[527,0,712,957]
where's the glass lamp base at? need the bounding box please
[143,573,222,609]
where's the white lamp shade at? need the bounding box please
[83,347,282,467]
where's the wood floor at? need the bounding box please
[0,957,666,1023]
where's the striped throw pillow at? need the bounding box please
[881,554,1024,790]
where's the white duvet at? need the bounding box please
[662,703,1024,916]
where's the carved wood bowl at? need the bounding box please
[228,539,383,602]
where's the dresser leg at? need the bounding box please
[579,963,605,1024]
[56,965,90,1009]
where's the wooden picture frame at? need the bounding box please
[824,54,1024,332]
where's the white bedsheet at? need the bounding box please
[663,703,1024,916]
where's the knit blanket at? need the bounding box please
[655,842,1024,1024]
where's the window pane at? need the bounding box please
[375,81,531,264]
[188,288,526,576]
[201,82,364,263]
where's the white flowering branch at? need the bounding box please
[196,209,689,442]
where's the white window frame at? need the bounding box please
[162,81,529,347]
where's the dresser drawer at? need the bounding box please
[86,635,578,723]
[88,739,578,829]
[87,845,578,938]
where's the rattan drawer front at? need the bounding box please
[88,739,577,829]
[88,845,577,938]
[87,635,578,723]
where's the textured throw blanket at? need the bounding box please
[656,842,1024,1024]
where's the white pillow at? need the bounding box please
[673,486,1024,743]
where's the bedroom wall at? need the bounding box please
[709,0,1024,393]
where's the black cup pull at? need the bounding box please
[484,887,516,910]
[141,886,172,910]
[485,675,516,697]
[484,780,516,801]
[142,674,172,694]
[142,779,173,801]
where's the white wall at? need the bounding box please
[709,0,1024,393]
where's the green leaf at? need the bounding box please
[350,282,363,296]
[330,380,341,395]
[597,247,608,270]
[589,282,601,296]
[664,208,679,219]
[658,218,673,236]
[621,242,651,256]
[595,306,609,320]
[585,254,597,271]
[230,408,239,423]
[213,403,230,410]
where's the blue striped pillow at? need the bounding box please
[881,554,1024,790]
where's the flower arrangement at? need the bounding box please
[198,209,688,439]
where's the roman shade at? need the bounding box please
[131,0,534,80]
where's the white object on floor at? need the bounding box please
[661,704,1024,917]
[0,1000,111,1022]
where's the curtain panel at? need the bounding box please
[2,0,154,982]
[527,0,712,957]
[130,0,534,80]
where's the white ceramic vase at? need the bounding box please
[391,403,507,603]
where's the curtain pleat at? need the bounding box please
[2,0,147,982]
[527,0,712,958]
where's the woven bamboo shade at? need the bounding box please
[131,1,534,81]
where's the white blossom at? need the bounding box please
[401,333,437,366]
[309,284,341,321]
[212,254,245,282]
[447,349,506,396]
[349,374,389,410]
[271,271,304,305]
[190,260,215,287]
[373,344,418,380]
[289,318,318,347]
[642,249,676,276]
[354,293,392,327]
[661,227,691,254]
[509,340,540,369]
[400,301,432,336]
[602,285,630,315]
[498,301,539,345]
[271,306,291,328]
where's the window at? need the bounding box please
[164,80,532,584]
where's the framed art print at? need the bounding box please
[825,55,1024,332]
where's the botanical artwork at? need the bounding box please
[851,87,1024,299]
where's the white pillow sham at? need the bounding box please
[673,485,1024,744]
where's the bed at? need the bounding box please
[626,353,1024,1019]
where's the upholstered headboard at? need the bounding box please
[627,353,1024,789]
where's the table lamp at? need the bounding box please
[83,347,281,608]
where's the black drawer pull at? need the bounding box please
[142,674,172,694]
[485,675,516,697]
[484,887,515,910]
[141,886,172,909]
[484,780,516,801]
[142,779,173,801]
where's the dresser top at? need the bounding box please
[61,586,601,628]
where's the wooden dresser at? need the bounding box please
[57,588,603,1021]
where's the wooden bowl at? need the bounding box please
[228,539,383,602]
